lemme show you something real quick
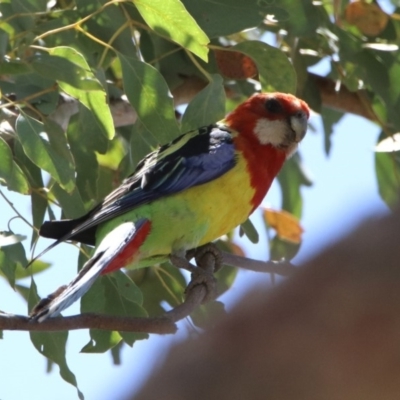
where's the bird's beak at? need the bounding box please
[290,111,308,143]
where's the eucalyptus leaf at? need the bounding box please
[15,114,75,193]
[277,154,313,219]
[135,0,209,61]
[183,0,286,38]
[49,47,114,140]
[80,272,147,353]
[119,55,180,143]
[269,235,301,262]
[28,279,84,400]
[232,41,297,94]
[32,53,103,90]
[0,137,30,194]
[375,135,400,209]
[239,218,259,244]
[0,231,29,288]
[181,74,225,132]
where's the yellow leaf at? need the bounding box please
[263,208,303,244]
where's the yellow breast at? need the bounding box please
[96,152,255,268]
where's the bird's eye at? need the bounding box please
[265,98,283,114]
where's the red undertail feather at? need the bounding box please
[101,220,152,275]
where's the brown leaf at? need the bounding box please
[345,1,389,36]
[214,49,258,80]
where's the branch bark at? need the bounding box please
[310,73,376,121]
[1,249,289,333]
[1,73,377,138]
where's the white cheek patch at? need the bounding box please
[253,118,289,146]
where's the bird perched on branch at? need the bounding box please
[30,92,310,321]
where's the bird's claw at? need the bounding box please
[192,243,223,273]
[185,268,217,303]
[170,243,223,303]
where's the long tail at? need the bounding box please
[30,219,151,322]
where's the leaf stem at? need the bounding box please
[185,50,212,83]
[0,190,34,230]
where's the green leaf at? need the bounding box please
[51,183,87,219]
[375,141,400,209]
[0,137,30,194]
[80,272,147,353]
[278,0,321,36]
[13,140,44,188]
[135,0,209,61]
[31,53,103,90]
[183,0,286,38]
[129,264,186,316]
[181,74,225,132]
[80,329,122,354]
[239,218,259,244]
[232,41,297,93]
[14,284,30,302]
[15,114,75,193]
[11,0,47,13]
[75,0,137,57]
[15,259,51,279]
[191,300,227,329]
[49,47,114,140]
[28,279,84,400]
[130,120,158,169]
[215,263,238,296]
[67,114,100,204]
[111,271,143,305]
[96,136,126,170]
[269,235,301,261]
[119,55,180,143]
[0,231,28,288]
[31,191,47,247]
[73,104,109,154]
[277,154,313,218]
[0,30,7,58]
[0,59,31,75]
[321,107,344,155]
[110,341,123,365]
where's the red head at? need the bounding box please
[225,92,310,158]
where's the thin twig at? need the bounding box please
[0,190,35,230]
[221,251,296,276]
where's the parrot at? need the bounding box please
[29,92,310,321]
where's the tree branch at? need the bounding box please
[0,248,217,333]
[0,251,290,333]
[0,73,378,141]
[0,312,176,334]
[310,73,376,121]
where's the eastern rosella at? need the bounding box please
[30,92,310,321]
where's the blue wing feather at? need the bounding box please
[38,124,237,249]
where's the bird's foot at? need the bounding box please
[189,243,224,273]
[170,243,223,303]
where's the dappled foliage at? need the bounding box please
[0,0,400,395]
